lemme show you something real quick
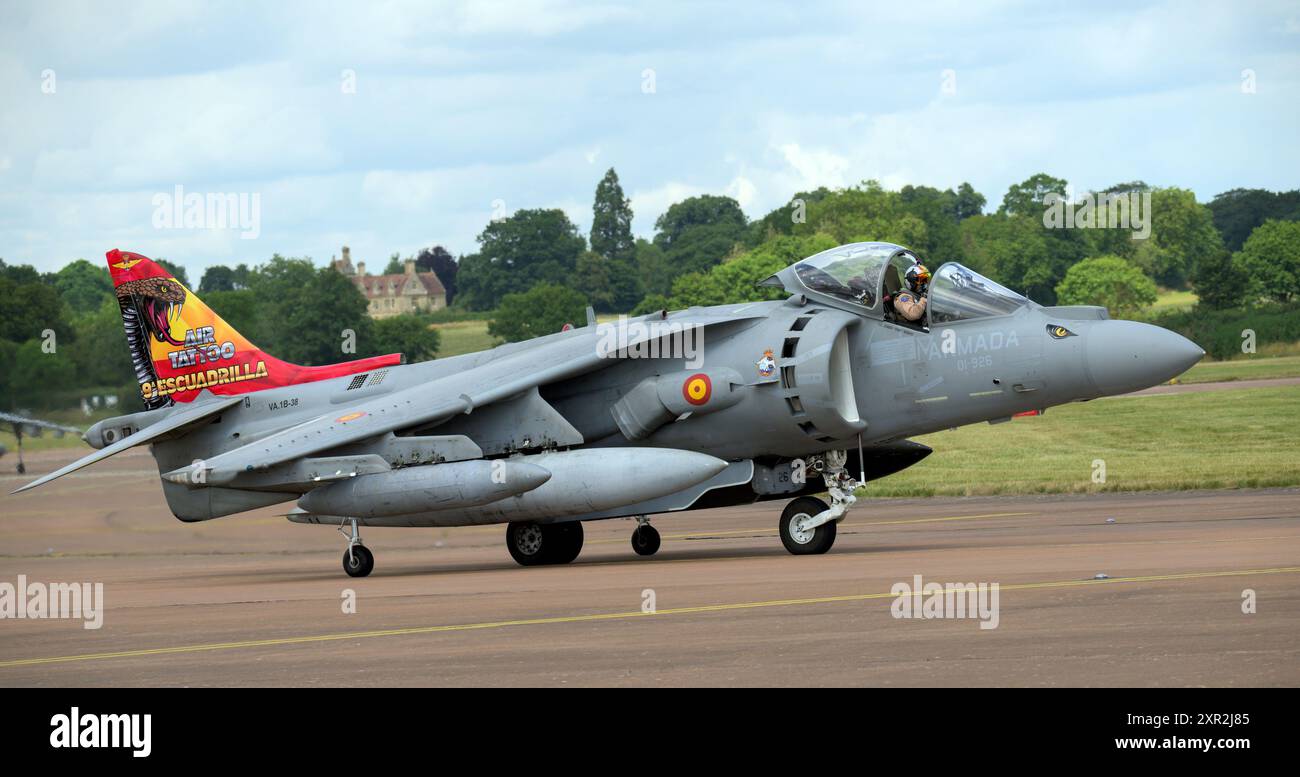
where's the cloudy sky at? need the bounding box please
[1,0,1297,277]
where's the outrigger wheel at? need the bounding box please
[343,544,374,577]
[506,520,584,567]
[340,517,374,577]
[631,522,661,556]
[779,496,837,555]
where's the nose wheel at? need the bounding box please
[631,518,661,556]
[338,517,374,577]
[779,496,837,555]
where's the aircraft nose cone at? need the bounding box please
[1085,321,1204,396]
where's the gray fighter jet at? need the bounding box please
[0,412,82,474]
[13,244,1203,577]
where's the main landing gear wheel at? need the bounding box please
[342,544,374,577]
[631,523,661,556]
[779,496,837,555]
[506,521,584,567]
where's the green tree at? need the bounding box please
[1134,187,1223,288]
[1208,188,1300,251]
[667,234,838,308]
[488,284,588,343]
[283,265,373,365]
[747,187,832,244]
[203,289,261,339]
[590,168,635,261]
[960,213,1082,304]
[154,259,191,288]
[456,209,586,310]
[1084,182,1151,260]
[10,339,77,408]
[1054,256,1158,319]
[0,339,18,409]
[633,238,673,298]
[414,246,458,305]
[1236,219,1300,303]
[1190,247,1244,311]
[998,173,1068,217]
[652,195,748,278]
[198,263,251,293]
[53,259,113,312]
[368,315,440,363]
[571,250,642,312]
[66,297,138,390]
[951,182,986,221]
[0,260,66,344]
[244,255,374,364]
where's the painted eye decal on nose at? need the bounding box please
[1047,324,1076,339]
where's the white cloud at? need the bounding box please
[1,0,1297,275]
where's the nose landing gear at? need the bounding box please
[779,451,860,556]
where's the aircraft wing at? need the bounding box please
[10,394,244,494]
[181,307,765,485]
[187,330,618,484]
[0,412,83,437]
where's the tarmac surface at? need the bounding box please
[1128,376,1300,395]
[1,447,1298,687]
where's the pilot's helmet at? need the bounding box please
[905,263,931,294]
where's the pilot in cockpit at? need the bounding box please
[893,263,930,322]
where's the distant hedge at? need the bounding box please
[1153,303,1300,360]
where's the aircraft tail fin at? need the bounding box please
[106,249,401,410]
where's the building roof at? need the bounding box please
[351,271,446,299]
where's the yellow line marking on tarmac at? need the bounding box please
[2,565,1296,670]
[586,511,1037,543]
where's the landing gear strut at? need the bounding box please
[506,521,584,567]
[631,516,660,557]
[778,451,860,556]
[14,427,25,474]
[339,517,374,577]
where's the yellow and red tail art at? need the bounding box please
[107,249,401,410]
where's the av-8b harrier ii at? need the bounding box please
[13,244,1203,577]
[0,412,82,474]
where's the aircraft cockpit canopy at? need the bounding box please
[762,242,1030,324]
[927,263,1029,324]
[767,242,921,314]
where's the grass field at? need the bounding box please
[1178,354,1300,384]
[867,385,1300,497]
[1147,288,1197,314]
[432,314,631,358]
[432,319,496,357]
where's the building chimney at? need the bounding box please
[404,258,416,276]
[342,246,351,262]
[357,261,367,276]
